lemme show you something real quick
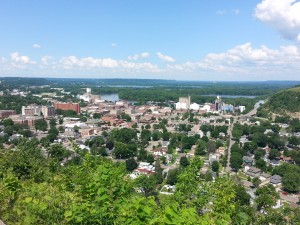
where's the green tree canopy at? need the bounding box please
[282,172,300,193]
[180,156,190,167]
[125,157,138,171]
[35,119,48,132]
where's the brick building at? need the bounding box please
[80,128,94,137]
[9,115,44,127]
[54,102,80,114]
[0,110,16,119]
[9,115,28,126]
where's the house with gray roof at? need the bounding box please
[270,175,282,185]
[245,167,262,178]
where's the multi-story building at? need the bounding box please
[26,116,44,127]
[54,102,80,114]
[9,115,28,126]
[21,105,55,118]
[9,115,44,127]
[175,96,191,110]
[22,105,42,116]
[41,106,55,118]
[0,110,16,119]
[214,96,223,111]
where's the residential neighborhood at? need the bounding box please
[1,85,300,211]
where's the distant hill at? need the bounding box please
[0,77,50,86]
[262,86,300,115]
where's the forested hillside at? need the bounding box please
[260,86,300,115]
[1,139,300,224]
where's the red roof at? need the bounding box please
[135,168,154,174]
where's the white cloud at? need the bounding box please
[216,9,240,16]
[59,55,159,73]
[51,45,300,79]
[255,0,300,42]
[40,56,56,69]
[60,56,119,69]
[2,44,300,80]
[10,52,36,68]
[111,43,117,47]
[167,43,300,78]
[128,52,150,60]
[41,56,52,65]
[156,52,175,62]
[204,42,276,63]
[32,44,41,48]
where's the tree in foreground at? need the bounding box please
[206,140,216,154]
[154,160,163,184]
[195,140,206,155]
[126,157,138,171]
[1,136,300,224]
[35,119,48,132]
[113,142,134,159]
[282,172,300,193]
[235,185,250,206]
[252,177,261,188]
[230,152,243,171]
[147,154,155,164]
[180,156,190,167]
[47,144,71,162]
[211,160,220,174]
[166,168,180,185]
[135,175,157,197]
[255,184,279,211]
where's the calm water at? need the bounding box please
[100,93,120,102]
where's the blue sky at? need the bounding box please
[1,0,300,80]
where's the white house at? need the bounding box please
[239,106,246,113]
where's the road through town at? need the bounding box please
[226,118,236,172]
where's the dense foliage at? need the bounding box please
[1,139,300,224]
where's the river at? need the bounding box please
[100,93,120,102]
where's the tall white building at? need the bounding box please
[239,106,246,113]
[22,106,42,116]
[175,96,191,110]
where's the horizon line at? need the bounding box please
[1,76,300,83]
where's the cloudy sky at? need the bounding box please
[1,0,300,80]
